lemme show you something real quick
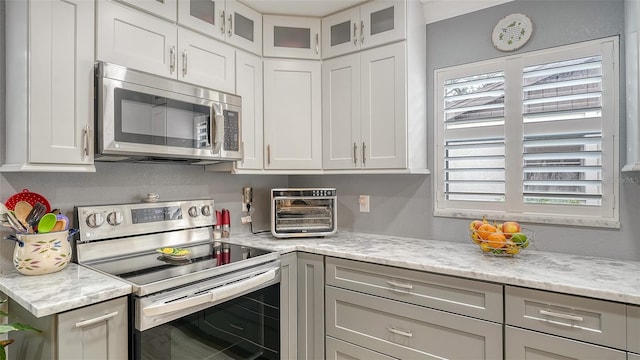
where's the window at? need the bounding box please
[434,37,619,227]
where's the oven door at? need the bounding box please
[271,196,337,237]
[134,262,280,360]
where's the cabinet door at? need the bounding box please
[280,253,298,360]
[505,326,626,360]
[359,0,406,50]
[226,0,262,55]
[118,0,177,21]
[264,59,322,170]
[97,0,177,79]
[629,305,640,353]
[57,297,128,360]
[29,0,94,165]
[322,53,361,169]
[321,7,360,59]
[326,336,398,360]
[177,27,235,93]
[263,15,321,59]
[297,253,324,360]
[177,0,226,42]
[360,42,406,169]
[236,50,263,170]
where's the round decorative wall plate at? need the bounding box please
[491,13,533,52]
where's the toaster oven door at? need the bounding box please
[271,197,336,238]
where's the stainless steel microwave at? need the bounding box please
[271,188,337,238]
[94,61,242,164]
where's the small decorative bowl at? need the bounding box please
[14,230,73,275]
[469,228,533,256]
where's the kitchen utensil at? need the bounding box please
[25,202,47,233]
[13,201,33,226]
[37,213,57,234]
[3,235,24,247]
[0,203,28,233]
[5,189,51,213]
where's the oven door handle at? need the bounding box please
[142,269,277,317]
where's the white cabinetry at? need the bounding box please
[3,0,95,172]
[178,0,262,55]
[322,0,427,173]
[235,50,264,170]
[9,297,128,360]
[264,59,322,170]
[322,0,406,59]
[624,0,640,171]
[297,253,324,360]
[118,0,178,22]
[263,15,321,59]
[97,0,235,93]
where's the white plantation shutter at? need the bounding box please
[435,37,619,227]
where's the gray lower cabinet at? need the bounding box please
[326,336,398,360]
[297,252,324,360]
[280,252,297,359]
[629,305,640,354]
[505,326,626,359]
[9,296,128,360]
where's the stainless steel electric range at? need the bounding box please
[74,199,281,360]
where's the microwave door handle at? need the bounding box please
[212,113,224,154]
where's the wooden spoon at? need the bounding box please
[13,201,32,227]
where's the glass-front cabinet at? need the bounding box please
[322,0,406,59]
[263,15,322,59]
[178,0,262,55]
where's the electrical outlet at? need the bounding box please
[359,195,370,213]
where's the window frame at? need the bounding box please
[434,37,620,228]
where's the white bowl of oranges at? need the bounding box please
[468,219,532,256]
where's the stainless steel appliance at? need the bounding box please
[95,61,242,164]
[271,188,337,238]
[74,199,280,360]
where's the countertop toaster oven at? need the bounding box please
[271,188,337,238]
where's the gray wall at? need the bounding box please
[291,0,640,261]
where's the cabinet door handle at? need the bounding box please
[267,144,271,166]
[362,141,366,165]
[386,280,413,291]
[315,33,319,54]
[353,22,358,45]
[220,10,226,34]
[387,327,413,338]
[75,311,119,328]
[353,142,358,165]
[360,20,365,44]
[539,309,584,322]
[169,46,176,73]
[82,125,90,159]
[228,13,233,37]
[182,50,188,76]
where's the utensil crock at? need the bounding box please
[13,230,74,275]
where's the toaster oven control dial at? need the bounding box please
[86,212,105,228]
[201,205,212,216]
[107,211,124,226]
[188,206,199,218]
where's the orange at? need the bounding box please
[476,223,497,240]
[485,232,507,248]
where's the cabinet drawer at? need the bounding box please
[505,286,626,350]
[505,326,626,360]
[326,336,397,360]
[629,305,640,353]
[326,257,503,322]
[326,286,502,359]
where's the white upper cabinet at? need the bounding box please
[97,0,235,92]
[178,0,263,55]
[3,0,95,172]
[322,0,406,59]
[264,59,322,170]
[118,0,178,21]
[624,0,640,171]
[235,50,264,170]
[263,15,322,59]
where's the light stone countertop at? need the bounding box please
[227,231,640,305]
[0,263,132,317]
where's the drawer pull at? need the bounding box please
[386,280,413,291]
[388,327,413,338]
[539,309,584,322]
[75,311,119,328]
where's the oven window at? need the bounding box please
[135,284,280,360]
[115,88,211,149]
[273,198,335,233]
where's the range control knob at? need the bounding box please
[188,206,199,218]
[107,211,124,226]
[86,212,104,228]
[201,205,212,216]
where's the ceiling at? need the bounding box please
[240,0,368,17]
